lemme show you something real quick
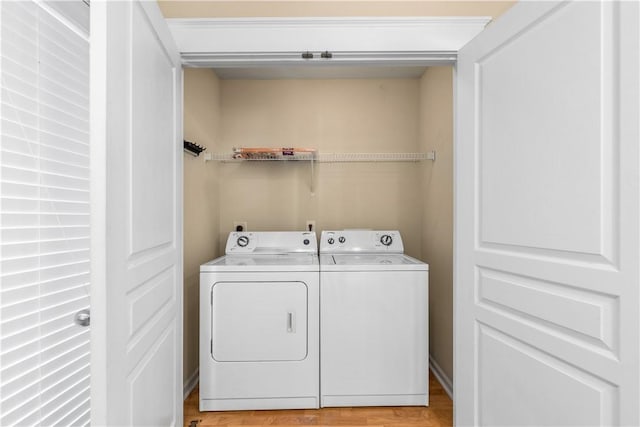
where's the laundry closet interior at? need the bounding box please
[164,0,515,407]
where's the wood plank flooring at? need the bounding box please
[184,372,452,427]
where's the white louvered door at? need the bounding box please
[1,1,91,426]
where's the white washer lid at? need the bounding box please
[320,254,428,271]
[201,254,319,272]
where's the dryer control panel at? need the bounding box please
[226,231,318,254]
[320,230,404,253]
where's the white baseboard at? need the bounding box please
[429,355,453,400]
[184,368,199,400]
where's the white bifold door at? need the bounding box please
[91,1,183,426]
[456,1,639,426]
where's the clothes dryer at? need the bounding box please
[320,230,429,407]
[200,231,319,411]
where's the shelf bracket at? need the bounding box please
[310,156,315,196]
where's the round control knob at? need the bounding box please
[237,235,250,247]
[327,237,335,245]
[380,234,393,246]
[338,236,346,244]
[303,239,310,245]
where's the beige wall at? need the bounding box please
[159,1,514,19]
[419,67,454,383]
[183,68,221,381]
[218,79,423,257]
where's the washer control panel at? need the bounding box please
[226,231,317,254]
[320,230,404,253]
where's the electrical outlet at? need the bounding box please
[233,221,247,232]
[306,220,316,232]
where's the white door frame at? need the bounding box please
[163,13,491,405]
[165,17,490,68]
[89,9,482,426]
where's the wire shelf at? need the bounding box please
[203,149,436,195]
[205,151,435,163]
[316,152,435,162]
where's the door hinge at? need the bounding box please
[210,339,213,354]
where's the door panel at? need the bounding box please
[478,325,617,426]
[456,1,639,425]
[131,5,176,253]
[91,1,183,425]
[477,268,617,352]
[478,2,614,258]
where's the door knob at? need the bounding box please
[74,309,90,327]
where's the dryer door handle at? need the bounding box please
[287,312,295,333]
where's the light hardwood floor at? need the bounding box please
[184,372,453,427]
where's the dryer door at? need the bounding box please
[211,281,308,361]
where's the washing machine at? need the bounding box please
[320,230,429,407]
[200,231,319,411]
